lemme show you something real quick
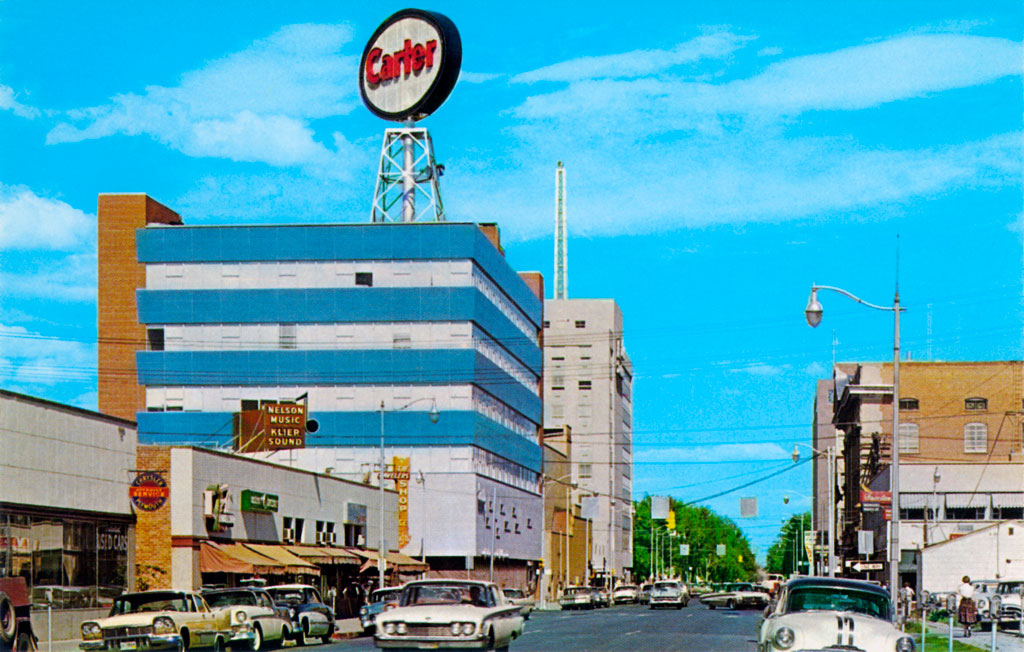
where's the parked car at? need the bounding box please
[501,588,534,619]
[0,577,37,652]
[359,587,404,634]
[611,585,639,604]
[649,581,688,609]
[970,580,1001,630]
[701,582,769,610]
[373,579,523,650]
[80,590,231,652]
[985,580,1024,630]
[589,587,610,608]
[200,588,292,651]
[758,577,914,652]
[265,584,334,645]
[559,586,594,611]
[638,584,653,605]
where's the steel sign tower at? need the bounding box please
[554,161,567,299]
[359,8,462,223]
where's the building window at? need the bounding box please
[579,463,592,478]
[575,320,586,328]
[827,389,834,404]
[551,356,565,361]
[965,397,988,411]
[147,328,165,351]
[392,333,411,349]
[241,399,259,411]
[543,320,550,328]
[899,507,925,521]
[279,323,297,349]
[578,380,592,391]
[551,375,565,391]
[355,272,373,287]
[946,505,986,520]
[965,422,987,453]
[994,505,1024,520]
[898,423,919,454]
[526,518,533,529]
[899,398,919,410]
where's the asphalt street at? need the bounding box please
[323,602,764,651]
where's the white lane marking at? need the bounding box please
[625,630,642,636]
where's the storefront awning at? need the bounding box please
[992,493,1024,508]
[285,545,360,565]
[200,541,289,575]
[242,543,320,575]
[899,494,935,509]
[945,493,988,509]
[351,549,429,573]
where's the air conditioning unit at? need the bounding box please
[282,528,295,543]
[327,531,337,545]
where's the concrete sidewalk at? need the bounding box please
[920,621,1024,651]
[38,618,365,652]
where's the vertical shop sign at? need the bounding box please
[391,457,411,548]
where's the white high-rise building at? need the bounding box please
[543,299,633,581]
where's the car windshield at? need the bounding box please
[503,589,524,599]
[565,587,590,596]
[998,582,1023,594]
[788,586,891,620]
[204,591,257,608]
[404,584,492,607]
[641,585,652,591]
[268,590,304,604]
[727,583,754,591]
[110,592,189,615]
[654,582,678,590]
[371,589,402,603]
[616,586,637,591]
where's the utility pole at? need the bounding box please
[554,161,567,299]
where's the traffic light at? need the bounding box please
[667,511,676,531]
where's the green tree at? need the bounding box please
[633,496,759,583]
[765,512,812,576]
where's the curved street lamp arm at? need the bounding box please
[812,285,903,313]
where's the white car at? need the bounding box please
[201,588,292,651]
[649,581,688,609]
[758,577,915,652]
[558,586,594,611]
[501,588,534,619]
[374,580,523,651]
[612,585,639,604]
[701,582,769,610]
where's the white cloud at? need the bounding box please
[635,443,790,464]
[804,361,827,377]
[459,71,503,84]
[0,84,39,119]
[0,252,96,302]
[0,324,96,393]
[46,24,362,177]
[757,46,783,57]
[0,185,94,251]
[512,29,754,83]
[730,363,792,377]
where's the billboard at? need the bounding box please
[651,496,670,520]
[234,403,307,452]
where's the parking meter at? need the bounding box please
[946,593,958,652]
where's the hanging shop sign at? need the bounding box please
[241,489,279,513]
[234,403,308,452]
[359,8,462,121]
[130,471,169,511]
[392,457,412,548]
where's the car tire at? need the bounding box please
[181,629,191,650]
[294,622,306,647]
[249,626,263,652]
[14,631,36,652]
[213,637,226,652]
[0,593,15,645]
[676,604,683,610]
[320,631,332,645]
[708,603,716,610]
[726,599,735,610]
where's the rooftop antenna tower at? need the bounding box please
[554,161,567,299]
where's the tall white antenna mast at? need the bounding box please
[554,161,567,299]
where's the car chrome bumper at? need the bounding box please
[82,635,183,651]
[375,635,489,649]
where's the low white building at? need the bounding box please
[920,521,1024,593]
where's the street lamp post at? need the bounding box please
[805,283,903,604]
[378,398,439,591]
[543,473,576,601]
[793,444,836,577]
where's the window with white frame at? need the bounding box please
[578,463,593,478]
[898,422,919,454]
[964,422,987,453]
[279,323,297,349]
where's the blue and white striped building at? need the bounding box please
[133,222,543,579]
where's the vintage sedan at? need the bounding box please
[611,585,639,605]
[360,587,404,634]
[638,584,653,605]
[500,589,534,620]
[80,590,231,652]
[758,577,915,652]
[373,580,523,651]
[701,582,769,610]
[649,581,688,609]
[558,586,593,611]
[265,585,333,645]
[200,588,291,651]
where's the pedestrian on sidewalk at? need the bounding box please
[958,575,978,638]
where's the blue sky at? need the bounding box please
[1,1,1021,558]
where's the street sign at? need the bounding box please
[849,561,884,572]
[716,544,726,556]
[740,497,757,518]
[680,544,690,556]
[652,496,670,520]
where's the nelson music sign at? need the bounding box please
[359,8,462,122]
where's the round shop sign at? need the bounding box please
[359,8,462,122]
[129,471,169,512]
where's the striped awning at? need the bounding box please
[899,494,935,509]
[200,541,289,575]
[286,544,360,565]
[242,543,320,575]
[945,493,988,509]
[992,493,1024,508]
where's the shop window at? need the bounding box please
[147,328,164,351]
[965,397,988,411]
[899,397,919,410]
[355,272,373,287]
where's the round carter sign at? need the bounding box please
[129,471,169,512]
[359,8,462,122]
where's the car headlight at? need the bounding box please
[396,623,407,635]
[773,627,795,649]
[383,623,396,635]
[81,623,101,639]
[289,608,297,619]
[450,623,461,636]
[461,623,475,635]
[896,636,916,652]
[359,607,368,617]
[153,617,176,635]
[978,598,989,613]
[236,611,248,623]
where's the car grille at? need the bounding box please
[404,625,456,637]
[103,627,154,640]
[1001,605,1022,619]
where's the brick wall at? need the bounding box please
[134,446,173,590]
[97,194,181,422]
